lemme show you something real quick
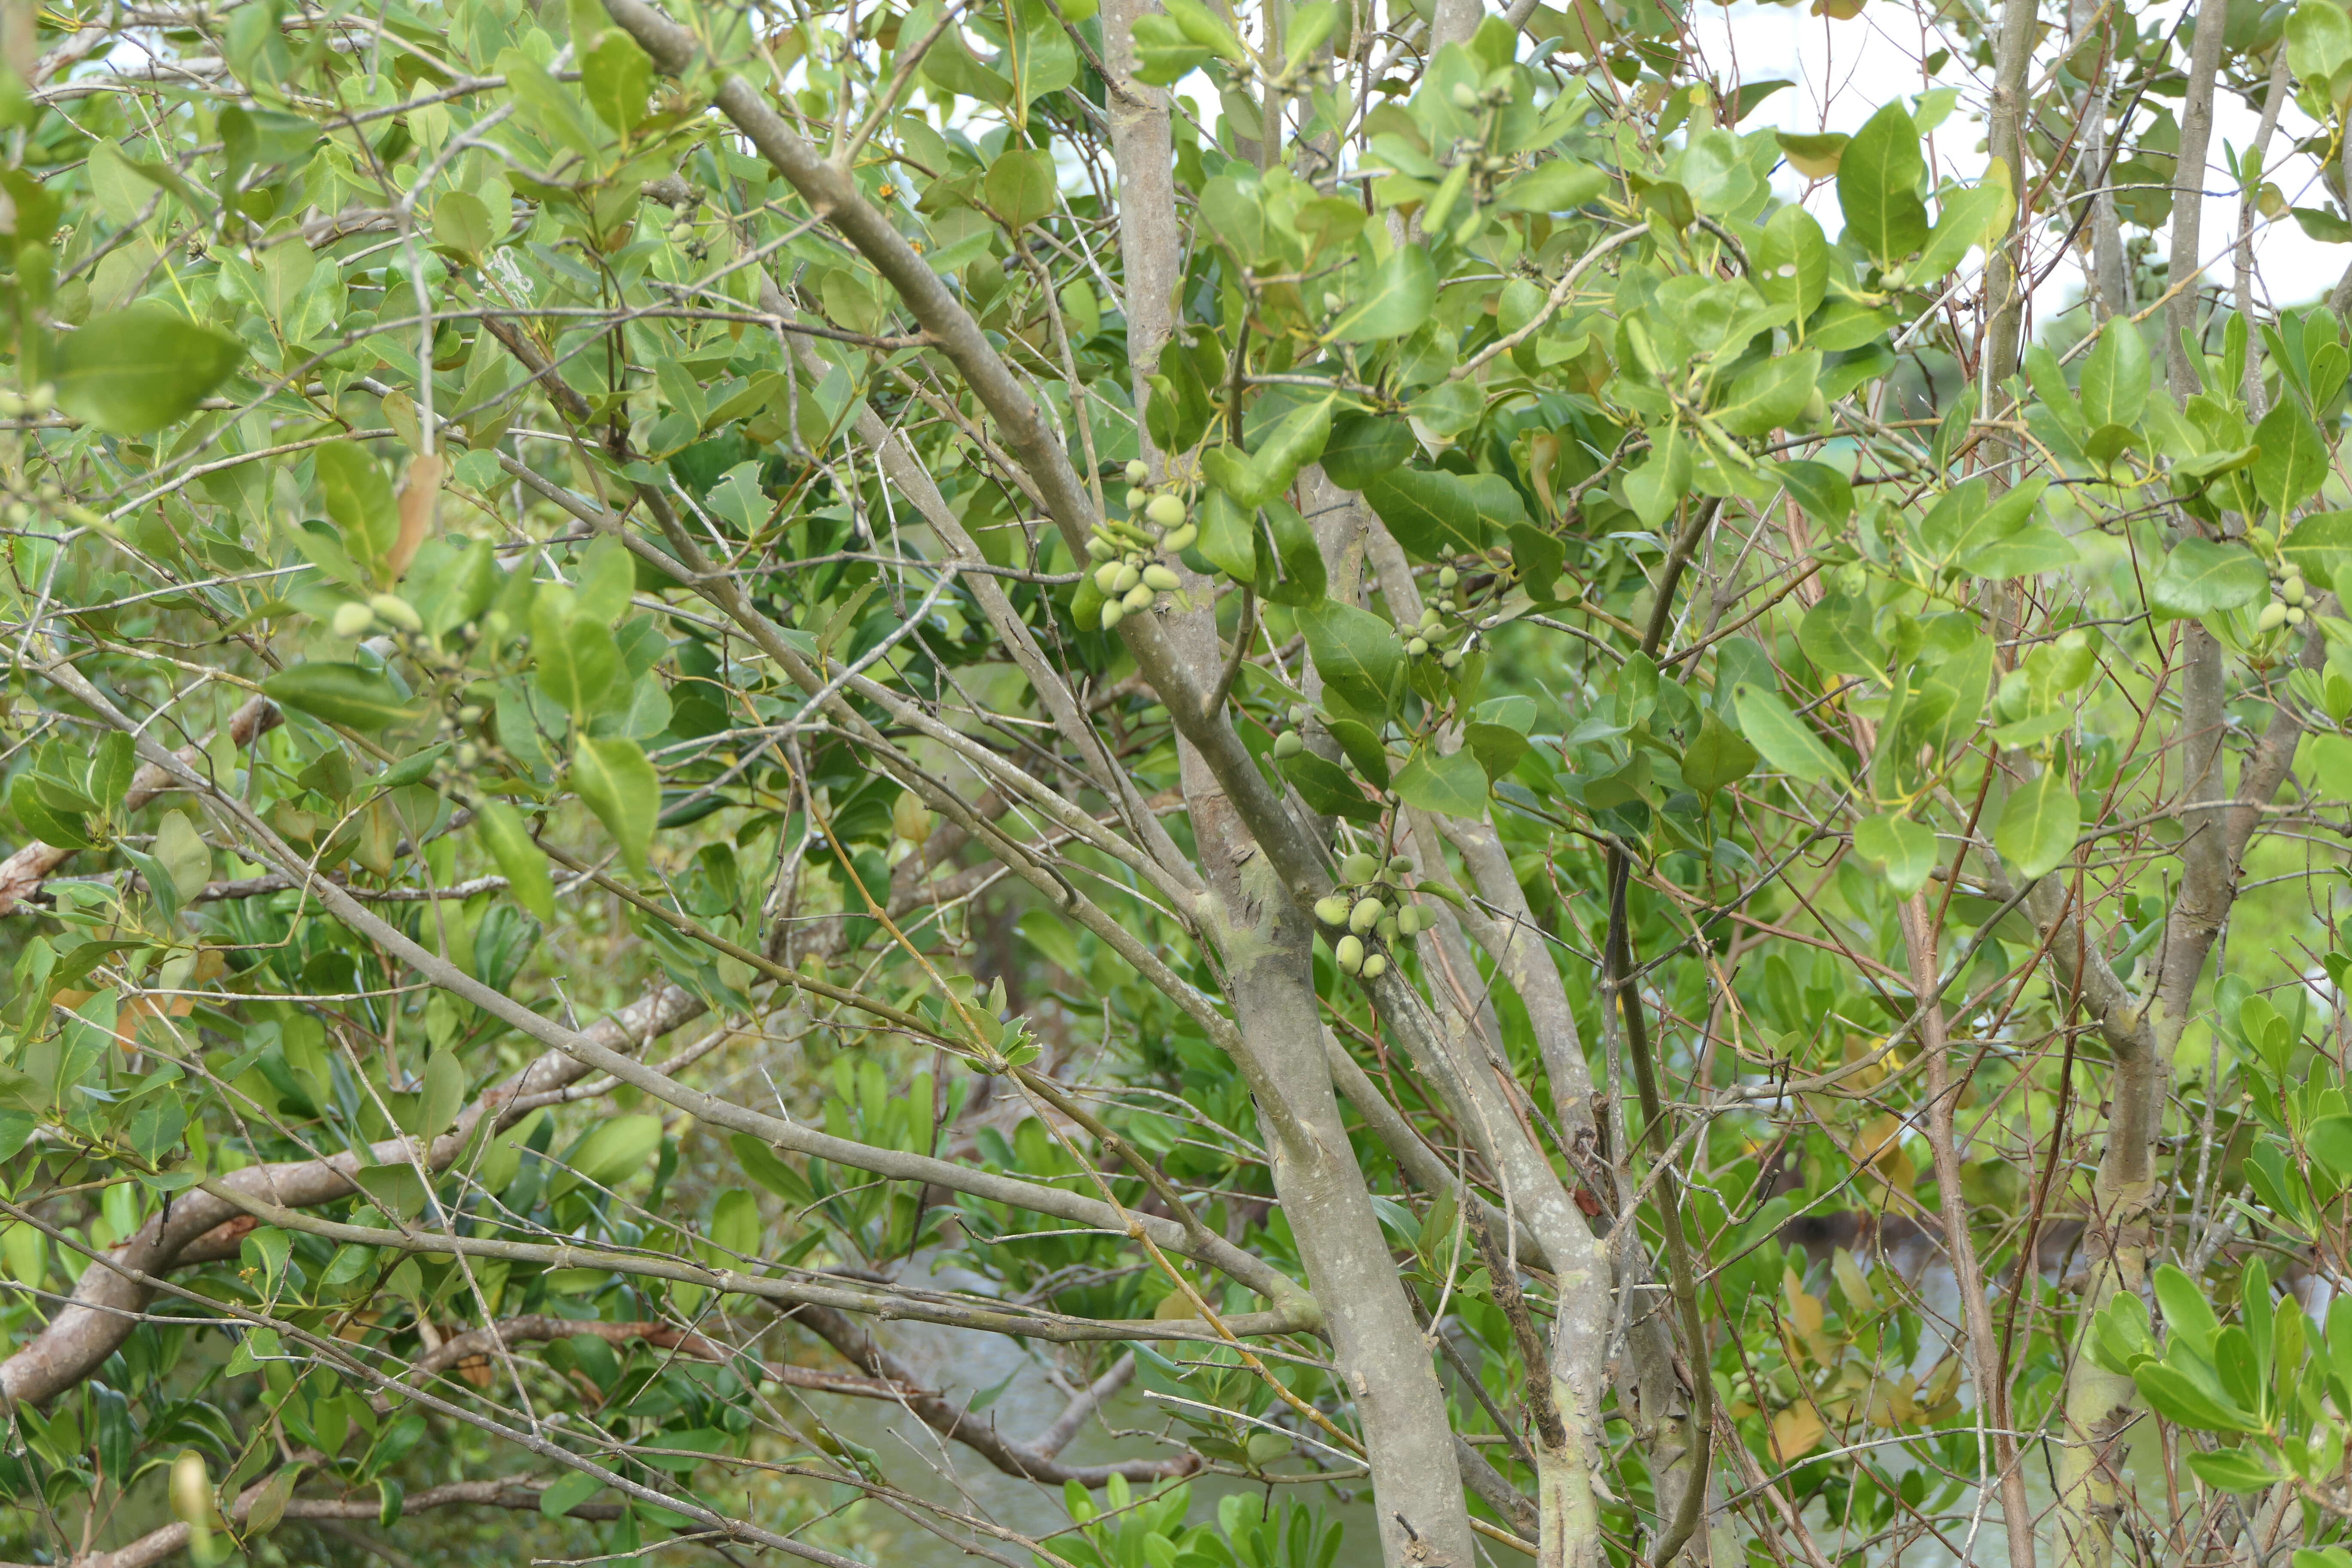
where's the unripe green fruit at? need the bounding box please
[1095,561,1125,594]
[1273,729,1305,758]
[1125,487,1149,509]
[1146,494,1187,527]
[1335,934,1365,974]
[368,593,422,631]
[1086,535,1117,561]
[1388,854,1414,876]
[332,601,377,637]
[1451,82,1481,109]
[1420,606,1443,630]
[1112,563,1142,593]
[1340,851,1381,884]
[1349,896,1384,933]
[1142,564,1181,591]
[2285,577,2308,606]
[1125,459,1152,485]
[1438,566,1459,589]
[1123,582,1157,611]
[2289,606,2308,626]
[1099,600,1126,630]
[1315,894,1353,925]
[171,1451,212,1526]
[1396,905,1425,935]
[1161,524,1197,552]
[2259,601,2290,632]
[1406,636,1429,656]
[1376,916,1399,941]
[1289,704,1311,726]
[1361,953,1388,979]
[1441,650,1464,670]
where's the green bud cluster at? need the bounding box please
[1401,591,1471,669]
[2260,561,2310,634]
[1311,848,1432,979]
[1084,461,1197,630]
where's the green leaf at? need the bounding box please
[2079,324,2152,429]
[1281,748,1381,821]
[2253,400,2330,516]
[1754,205,1829,321]
[418,1047,465,1139]
[1393,747,1489,817]
[1773,459,1852,525]
[1680,710,1759,798]
[1853,812,1937,895]
[2136,1363,2262,1434]
[1295,599,1404,715]
[1993,766,2076,881]
[1326,245,1436,343]
[1798,588,1884,677]
[263,664,425,732]
[432,191,494,259]
[1195,490,1257,579]
[475,799,555,924]
[539,1470,605,1519]
[1733,684,1846,785]
[2283,510,2352,589]
[729,1133,815,1206]
[2185,1449,2277,1492]
[1713,350,1821,437]
[984,147,1057,230]
[1836,102,1929,266]
[1324,717,1393,787]
[1494,160,1606,212]
[571,734,659,874]
[2150,539,2269,618]
[2289,0,2352,103]
[1464,722,1529,781]
[1510,524,1565,601]
[581,28,653,133]
[1623,425,1693,527]
[534,604,624,720]
[1907,167,2012,283]
[55,306,244,436]
[355,1163,427,1222]
[564,1113,665,1189]
[1362,467,1523,559]
[1966,524,2078,578]
[12,774,92,848]
[315,441,399,585]
[2307,1114,2352,1179]
[1321,412,1414,490]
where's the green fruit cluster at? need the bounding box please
[2258,561,2310,634]
[1083,461,1196,630]
[1311,848,1431,980]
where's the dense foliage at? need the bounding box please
[5,0,2352,1565]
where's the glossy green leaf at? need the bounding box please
[263,664,424,732]
[1326,245,1436,343]
[1494,160,1606,212]
[1295,599,1404,715]
[1853,812,1937,895]
[1680,710,1759,798]
[1713,351,1821,437]
[1837,102,1929,266]
[2079,323,2152,429]
[2252,400,2330,516]
[475,799,556,924]
[1322,412,1414,490]
[1362,466,1523,559]
[571,734,659,874]
[2150,539,2269,618]
[55,306,244,436]
[1393,747,1489,817]
[1734,684,1847,785]
[1993,765,2076,881]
